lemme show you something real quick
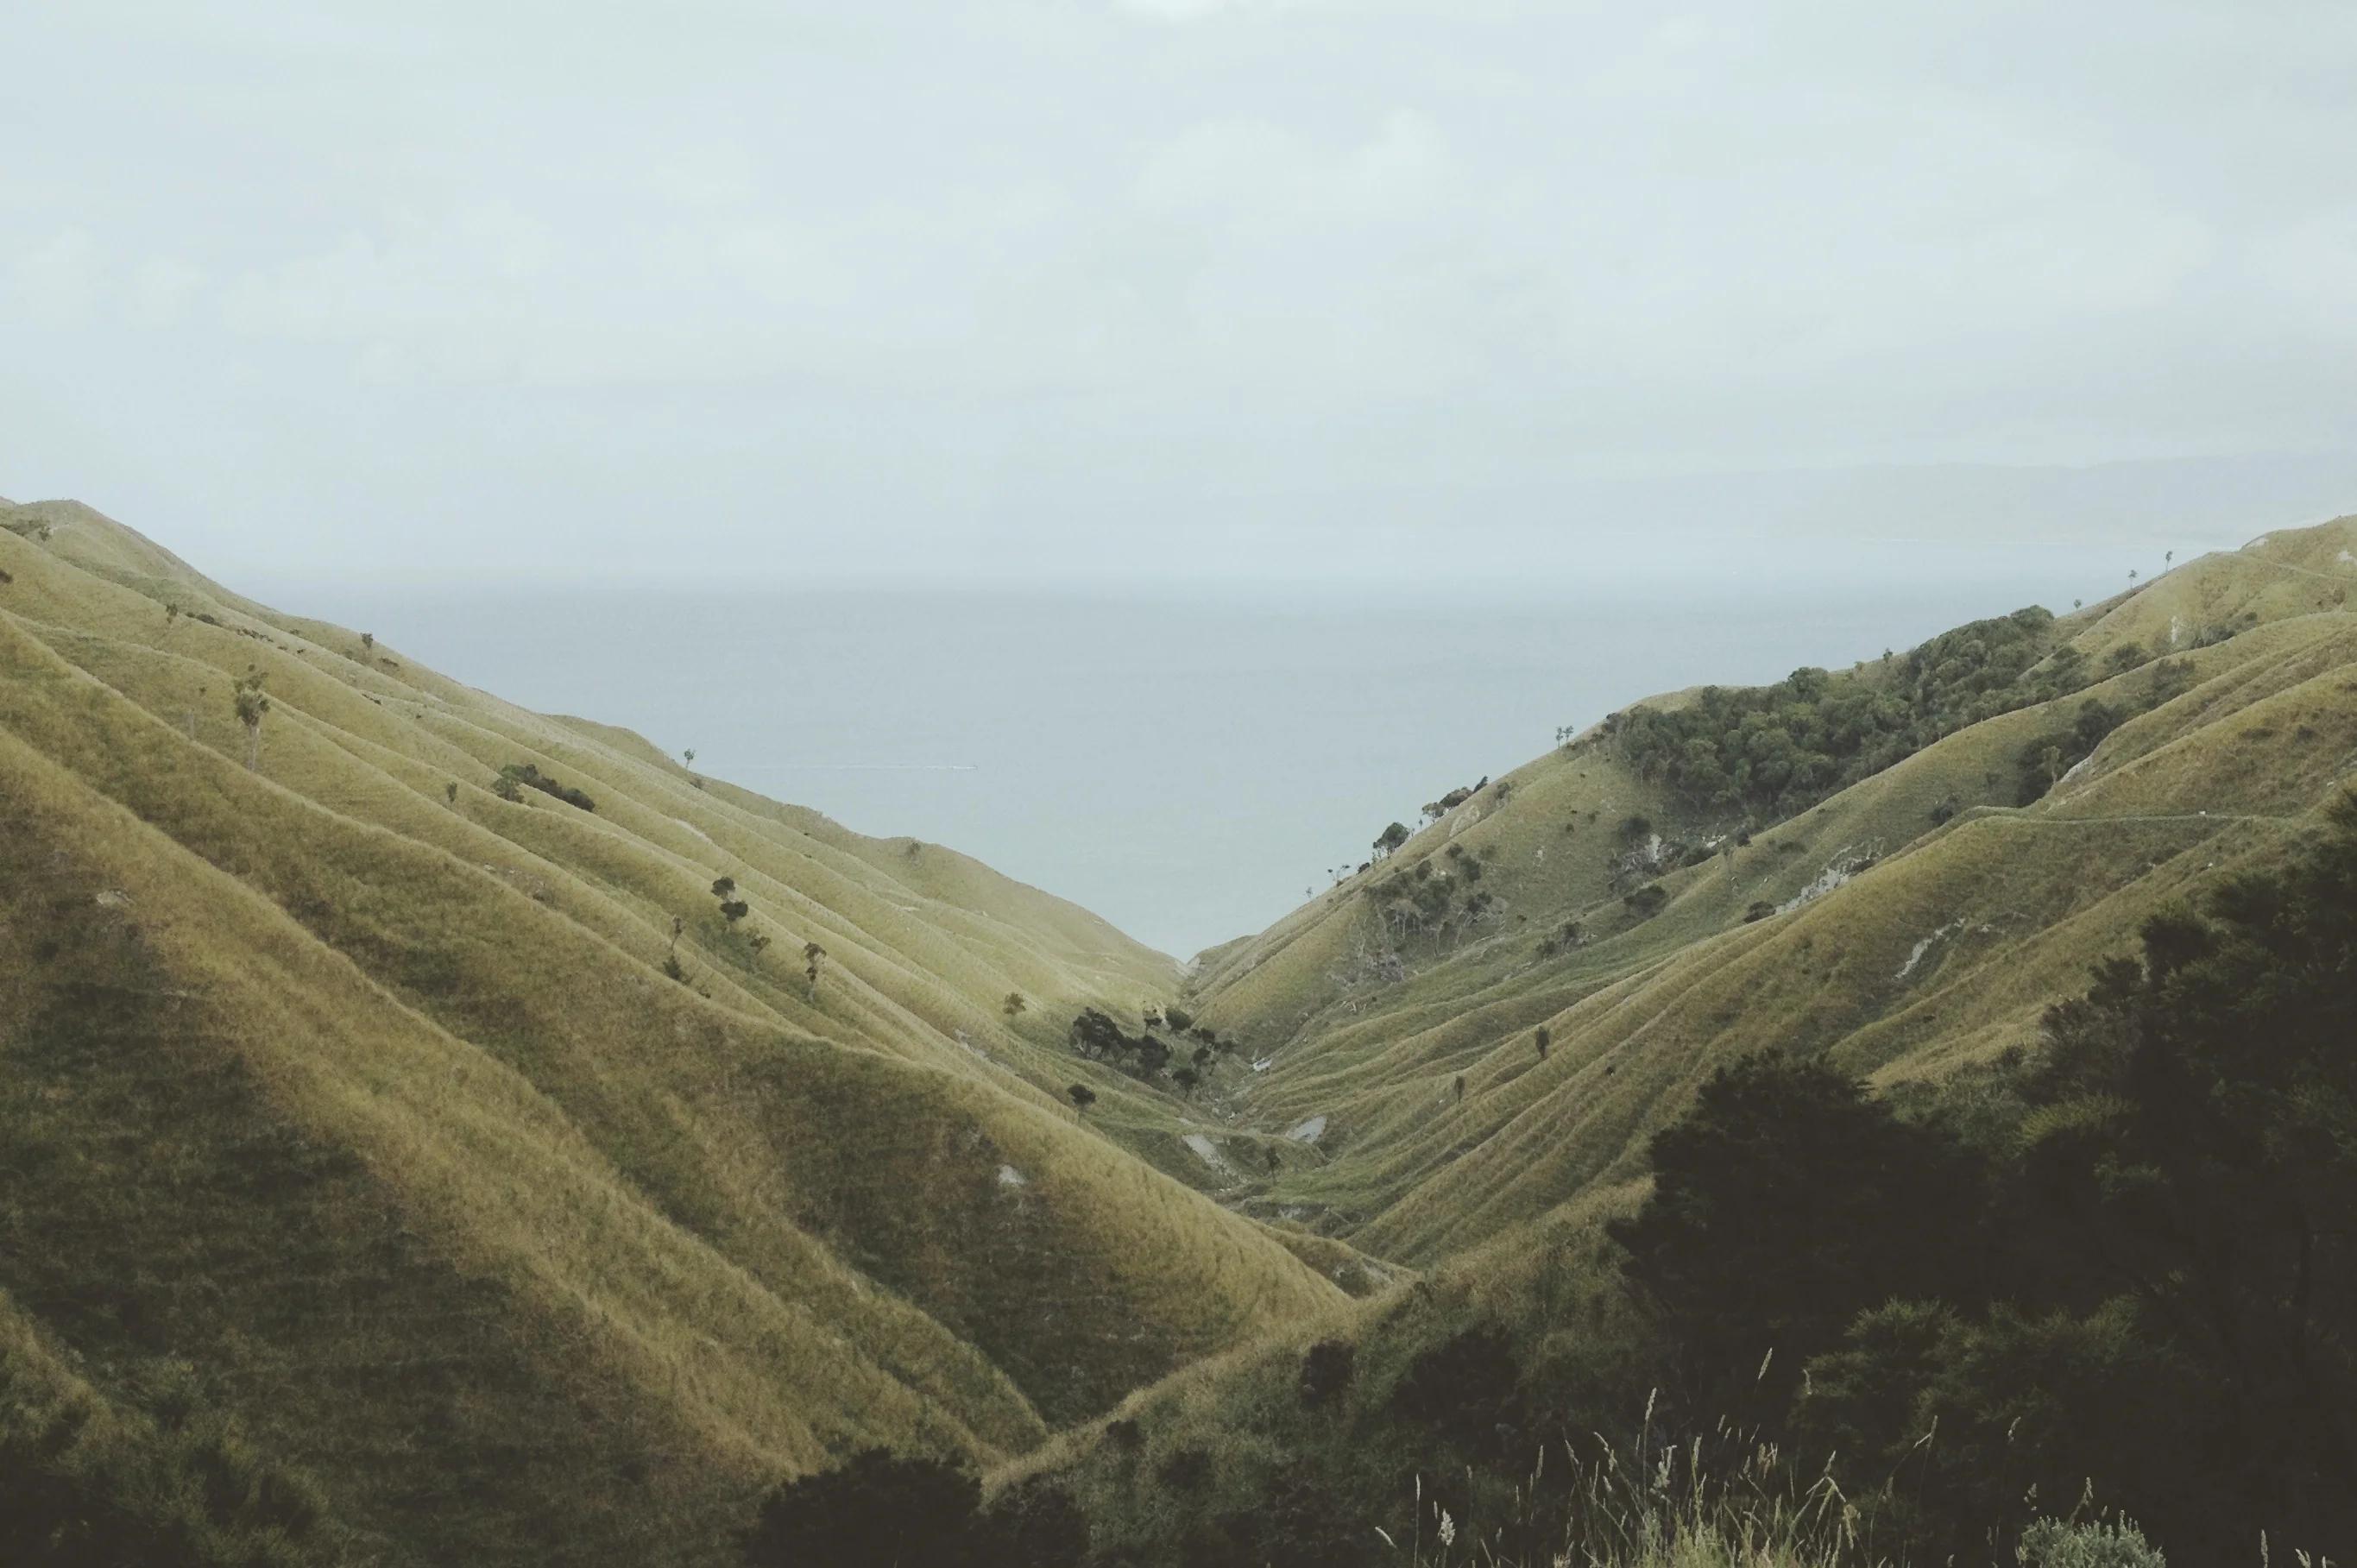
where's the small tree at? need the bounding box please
[1067,1083,1096,1111]
[360,631,375,653]
[711,876,750,923]
[165,601,181,628]
[1003,992,1026,1021]
[683,748,696,765]
[444,781,458,805]
[803,941,826,993]
[232,671,269,770]
[1371,822,1409,860]
[1172,1065,1200,1097]
[1534,1026,1550,1061]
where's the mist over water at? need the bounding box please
[274,538,2213,957]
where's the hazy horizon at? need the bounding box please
[264,524,2244,955]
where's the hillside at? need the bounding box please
[1169,517,2357,1260]
[0,499,1345,1565]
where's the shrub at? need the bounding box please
[975,1479,1088,1568]
[1298,1338,1355,1407]
[1389,1326,1522,1447]
[1065,1084,1095,1111]
[1622,884,1668,921]
[1743,900,1776,923]
[1156,1447,1212,1492]
[740,1448,977,1568]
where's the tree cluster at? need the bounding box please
[493,762,596,812]
[1068,1007,1228,1089]
[1608,608,2074,819]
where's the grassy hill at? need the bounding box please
[9,495,2354,1565]
[1165,518,2357,1263]
[0,499,1344,1565]
[965,517,2357,1568]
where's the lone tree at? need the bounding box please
[444,781,458,805]
[711,876,749,924]
[165,601,181,628]
[1372,822,1410,860]
[1066,1083,1096,1111]
[803,941,826,993]
[232,670,270,770]
[1003,992,1027,1021]
[683,748,696,765]
[360,631,375,653]
[1535,1026,1551,1061]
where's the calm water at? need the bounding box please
[271,542,2194,956]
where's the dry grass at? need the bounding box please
[0,502,1343,1565]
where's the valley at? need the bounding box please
[5,495,2354,1565]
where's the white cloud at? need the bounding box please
[2245,211,2357,323]
[7,226,103,327]
[124,256,208,328]
[1135,110,1450,224]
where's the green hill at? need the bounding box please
[1175,520,2357,1262]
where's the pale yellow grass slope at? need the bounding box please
[0,502,1342,1552]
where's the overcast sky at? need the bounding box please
[5,1,2355,589]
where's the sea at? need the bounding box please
[268,537,2222,958]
